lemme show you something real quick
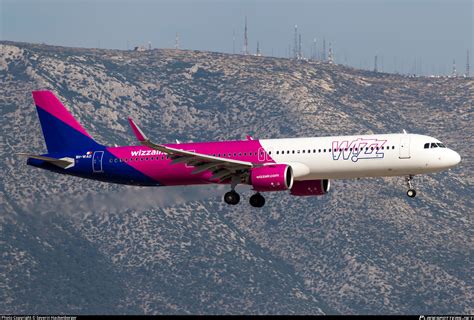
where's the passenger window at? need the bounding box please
[392,146,395,149]
[302,150,305,153]
[318,149,321,153]
[324,149,326,152]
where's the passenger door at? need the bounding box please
[399,136,411,159]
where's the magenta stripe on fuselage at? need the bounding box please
[106,140,275,185]
[32,91,92,138]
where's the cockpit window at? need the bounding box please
[425,142,446,149]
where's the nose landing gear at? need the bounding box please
[405,175,417,198]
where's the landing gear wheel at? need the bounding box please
[407,189,417,198]
[249,193,265,208]
[224,191,240,205]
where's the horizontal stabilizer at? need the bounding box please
[17,153,75,169]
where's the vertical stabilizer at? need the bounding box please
[32,91,101,153]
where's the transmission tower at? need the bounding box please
[243,16,249,55]
[298,34,302,59]
[466,50,470,77]
[293,25,298,59]
[322,37,326,61]
[328,42,334,64]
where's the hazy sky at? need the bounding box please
[1,0,472,75]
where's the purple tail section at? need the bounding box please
[32,91,102,153]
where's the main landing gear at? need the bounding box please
[223,190,266,207]
[224,176,241,205]
[249,193,265,208]
[224,190,240,205]
[405,175,417,198]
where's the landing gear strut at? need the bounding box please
[224,176,242,205]
[405,175,417,198]
[249,193,265,208]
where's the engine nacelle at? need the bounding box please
[250,164,294,192]
[290,179,331,196]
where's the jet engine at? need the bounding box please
[250,164,293,192]
[290,179,330,196]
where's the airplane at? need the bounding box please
[19,91,461,207]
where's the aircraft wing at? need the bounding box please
[128,118,254,181]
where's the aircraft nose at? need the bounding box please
[448,150,461,167]
[453,150,461,165]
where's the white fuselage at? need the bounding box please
[260,133,461,180]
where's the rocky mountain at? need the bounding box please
[1,41,472,314]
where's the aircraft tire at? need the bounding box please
[224,191,240,205]
[249,193,265,208]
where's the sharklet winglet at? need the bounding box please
[128,117,148,142]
